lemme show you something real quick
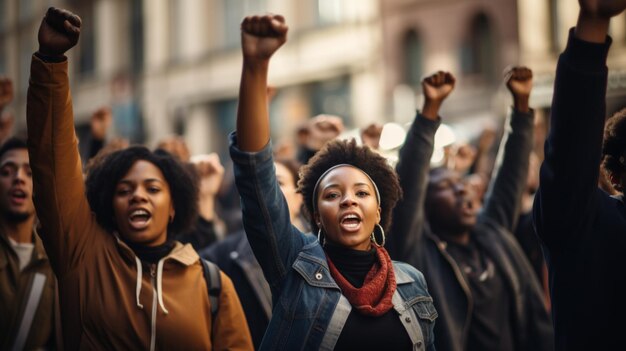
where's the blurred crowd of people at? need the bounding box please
[2,1,626,350]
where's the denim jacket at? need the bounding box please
[230,133,438,350]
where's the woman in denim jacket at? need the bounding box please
[230,14,437,350]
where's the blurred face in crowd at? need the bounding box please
[426,168,480,235]
[315,166,380,251]
[275,162,302,222]
[113,160,174,247]
[0,149,35,222]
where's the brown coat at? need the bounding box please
[0,231,57,350]
[27,55,253,351]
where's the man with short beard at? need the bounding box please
[0,137,57,350]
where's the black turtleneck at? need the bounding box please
[324,244,376,287]
[324,244,413,351]
[126,240,175,264]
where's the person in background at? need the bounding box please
[201,156,305,349]
[387,68,553,351]
[296,114,345,165]
[176,153,226,251]
[27,7,252,350]
[0,137,58,350]
[533,1,626,348]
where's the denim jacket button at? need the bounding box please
[315,272,323,280]
[405,316,411,323]
[416,340,423,348]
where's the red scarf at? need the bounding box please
[326,246,396,316]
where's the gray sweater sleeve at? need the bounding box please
[480,109,534,232]
[388,113,440,262]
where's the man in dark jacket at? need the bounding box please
[533,1,626,350]
[387,68,553,351]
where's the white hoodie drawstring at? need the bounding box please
[156,259,169,315]
[135,256,144,309]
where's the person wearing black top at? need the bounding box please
[387,68,553,351]
[533,0,626,349]
[231,13,437,350]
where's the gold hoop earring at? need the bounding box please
[370,224,385,247]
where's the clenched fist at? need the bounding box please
[422,71,456,103]
[241,14,288,62]
[38,7,81,57]
[421,71,456,120]
[505,66,533,113]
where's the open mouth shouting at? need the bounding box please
[340,212,362,232]
[128,208,152,230]
[9,188,27,206]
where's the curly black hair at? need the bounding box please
[85,146,199,238]
[602,108,626,183]
[297,139,402,233]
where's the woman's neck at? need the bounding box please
[125,240,175,264]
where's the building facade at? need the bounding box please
[0,0,386,157]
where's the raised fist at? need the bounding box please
[422,71,456,103]
[302,114,344,151]
[579,0,626,19]
[361,123,383,150]
[241,14,288,61]
[505,66,533,99]
[38,7,81,57]
[0,77,13,110]
[191,153,225,198]
[157,136,191,162]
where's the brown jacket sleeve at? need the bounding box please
[212,271,254,351]
[27,55,98,277]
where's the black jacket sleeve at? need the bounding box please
[480,109,534,232]
[533,29,611,251]
[387,113,440,263]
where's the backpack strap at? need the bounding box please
[201,259,222,320]
[12,273,47,351]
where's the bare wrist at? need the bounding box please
[513,96,530,113]
[422,100,442,120]
[575,13,610,43]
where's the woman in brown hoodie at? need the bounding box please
[26,7,253,350]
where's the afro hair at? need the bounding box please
[85,146,199,238]
[297,139,402,233]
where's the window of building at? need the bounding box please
[168,0,183,63]
[309,76,351,124]
[549,0,561,52]
[402,30,423,88]
[460,13,496,82]
[18,0,35,24]
[0,0,6,31]
[130,0,144,73]
[76,1,96,77]
[316,0,344,26]
[223,0,267,48]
